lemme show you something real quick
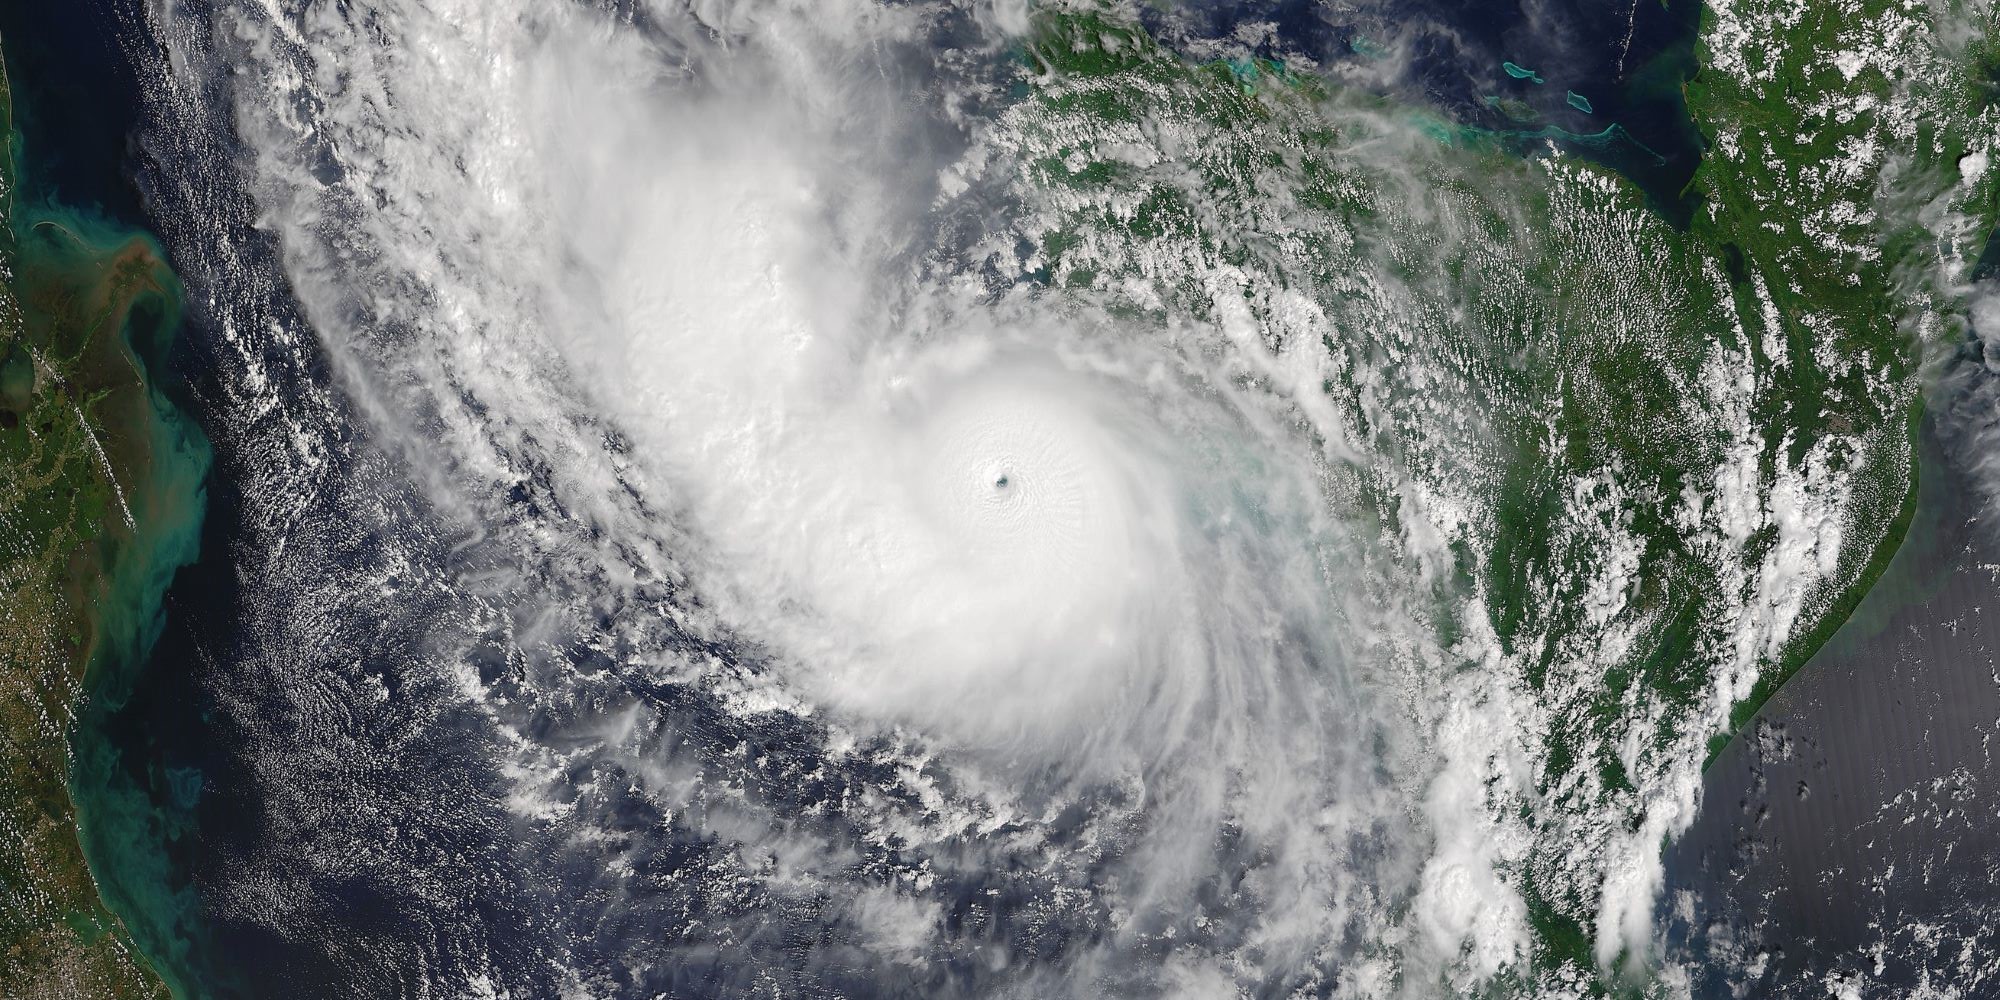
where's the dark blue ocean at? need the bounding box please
[1151,0,1706,221]
[25,2,1914,998]
[0,2,233,996]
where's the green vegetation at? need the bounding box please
[0,43,205,1000]
[1682,0,2000,731]
[1001,0,2000,991]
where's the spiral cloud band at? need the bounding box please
[109,0,1813,994]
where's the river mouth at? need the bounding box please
[0,3,216,996]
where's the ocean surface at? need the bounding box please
[1662,423,2000,991]
[1156,0,1706,219]
[35,1,1988,997]
[0,1,215,996]
[0,2,148,217]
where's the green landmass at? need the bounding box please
[995,1,2000,993]
[0,40,204,1000]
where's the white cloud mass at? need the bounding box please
[116,0,2000,995]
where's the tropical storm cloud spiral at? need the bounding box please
[34,0,2000,996]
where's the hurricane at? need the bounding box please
[57,0,2000,995]
[110,1,1433,994]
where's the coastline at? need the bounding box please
[59,211,211,1000]
[1663,411,2000,990]
[0,30,210,1000]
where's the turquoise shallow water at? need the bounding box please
[49,208,213,1000]
[0,6,217,993]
